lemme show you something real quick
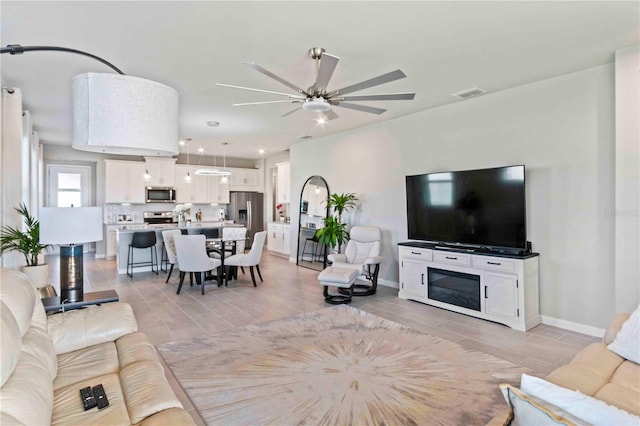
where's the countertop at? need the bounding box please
[114,221,239,233]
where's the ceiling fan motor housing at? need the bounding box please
[302,97,331,112]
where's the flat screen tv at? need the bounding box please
[406,165,526,251]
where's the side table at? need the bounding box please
[42,289,119,313]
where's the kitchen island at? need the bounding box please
[114,221,240,274]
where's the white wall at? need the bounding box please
[291,63,624,329]
[614,45,640,314]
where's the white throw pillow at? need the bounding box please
[608,305,640,364]
[520,374,640,426]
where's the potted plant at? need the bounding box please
[315,192,358,253]
[0,203,51,287]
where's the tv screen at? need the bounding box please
[406,165,526,250]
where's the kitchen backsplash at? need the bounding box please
[104,203,229,224]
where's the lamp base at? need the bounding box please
[60,245,84,302]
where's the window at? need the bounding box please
[47,165,91,207]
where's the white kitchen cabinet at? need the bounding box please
[268,223,284,254]
[144,157,176,187]
[229,167,260,192]
[398,244,539,331]
[104,160,146,204]
[276,162,290,204]
[282,224,291,255]
[106,226,118,259]
[175,166,230,204]
[208,176,230,204]
[268,223,290,256]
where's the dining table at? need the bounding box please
[205,237,247,286]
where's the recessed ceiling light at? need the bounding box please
[258,148,265,154]
[316,117,327,124]
[197,147,204,153]
[207,121,220,127]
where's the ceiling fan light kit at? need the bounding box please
[302,97,331,112]
[217,47,415,121]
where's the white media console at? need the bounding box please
[398,242,540,331]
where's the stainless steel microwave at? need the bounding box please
[146,187,176,203]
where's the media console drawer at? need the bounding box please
[472,255,515,273]
[399,247,432,261]
[433,251,470,267]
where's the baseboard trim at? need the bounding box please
[378,279,399,289]
[540,315,605,338]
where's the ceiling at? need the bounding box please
[1,1,638,160]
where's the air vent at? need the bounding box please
[297,135,313,140]
[452,87,486,99]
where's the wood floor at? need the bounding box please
[48,252,599,424]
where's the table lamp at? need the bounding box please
[39,207,103,302]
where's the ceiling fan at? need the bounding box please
[216,47,415,120]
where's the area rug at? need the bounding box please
[157,306,527,425]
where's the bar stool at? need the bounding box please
[127,231,158,277]
[302,235,324,262]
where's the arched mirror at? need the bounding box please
[296,175,330,271]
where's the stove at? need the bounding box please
[143,211,175,224]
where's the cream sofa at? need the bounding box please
[490,312,640,424]
[0,268,195,425]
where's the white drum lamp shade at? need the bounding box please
[39,206,104,302]
[72,73,179,156]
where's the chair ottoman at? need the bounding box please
[318,267,359,304]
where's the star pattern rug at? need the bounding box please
[157,305,525,425]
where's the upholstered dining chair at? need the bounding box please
[327,226,383,296]
[223,230,267,287]
[173,234,221,295]
[161,229,182,284]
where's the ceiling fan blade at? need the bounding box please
[332,102,387,115]
[338,92,415,102]
[333,69,407,96]
[323,109,339,120]
[313,53,339,93]
[216,83,305,99]
[244,62,310,96]
[280,105,302,117]
[233,100,302,106]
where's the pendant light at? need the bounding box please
[220,143,229,184]
[194,143,231,177]
[183,139,192,183]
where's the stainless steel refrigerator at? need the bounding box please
[229,192,264,249]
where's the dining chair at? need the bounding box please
[223,230,267,287]
[210,226,247,260]
[161,229,182,284]
[173,234,221,295]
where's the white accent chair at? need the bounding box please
[173,235,222,295]
[161,229,182,284]
[223,230,267,287]
[327,226,383,296]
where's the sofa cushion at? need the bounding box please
[604,313,632,345]
[48,303,138,355]
[120,360,183,424]
[54,341,119,390]
[593,361,640,416]
[22,322,58,382]
[138,407,198,426]
[0,269,37,336]
[521,373,640,425]
[116,332,161,368]
[607,305,640,363]
[0,350,53,426]
[52,373,130,425]
[0,301,22,387]
[546,343,624,396]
